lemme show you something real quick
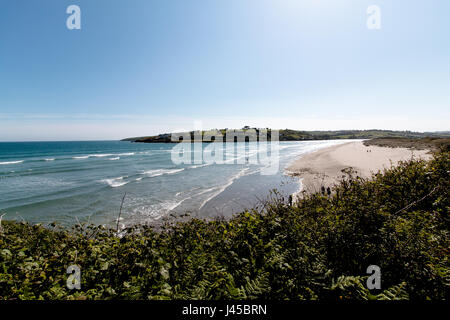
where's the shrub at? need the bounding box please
[1,152,448,300]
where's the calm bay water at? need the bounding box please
[0,140,350,227]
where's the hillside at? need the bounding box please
[364,137,450,152]
[122,129,450,143]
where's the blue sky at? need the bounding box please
[0,0,449,141]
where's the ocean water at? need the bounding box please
[0,140,350,227]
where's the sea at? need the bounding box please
[0,140,350,228]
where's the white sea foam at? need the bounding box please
[91,154,114,158]
[162,197,191,212]
[0,160,24,165]
[149,194,194,215]
[197,186,221,196]
[101,176,129,188]
[199,167,251,209]
[189,163,210,169]
[143,168,184,178]
[73,153,114,159]
[45,158,55,161]
[109,157,120,161]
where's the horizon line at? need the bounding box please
[1,128,449,143]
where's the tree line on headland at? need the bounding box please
[122,128,450,143]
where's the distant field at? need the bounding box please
[363,137,450,152]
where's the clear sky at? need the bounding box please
[0,0,449,141]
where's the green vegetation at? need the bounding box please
[1,151,448,300]
[122,129,450,143]
[364,137,450,152]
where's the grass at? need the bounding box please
[364,137,450,152]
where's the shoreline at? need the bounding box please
[2,142,447,301]
[287,141,432,198]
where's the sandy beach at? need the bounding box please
[287,141,432,196]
